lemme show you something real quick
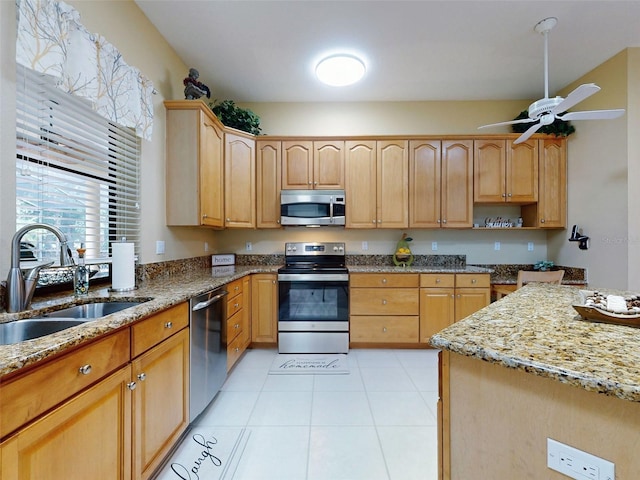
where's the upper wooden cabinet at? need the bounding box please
[345,140,408,228]
[474,139,538,204]
[256,140,282,228]
[281,140,345,189]
[411,140,472,228]
[165,100,224,228]
[522,138,567,228]
[225,130,256,228]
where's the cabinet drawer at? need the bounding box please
[0,329,130,439]
[227,278,243,299]
[227,334,244,371]
[350,273,419,288]
[455,273,490,288]
[226,291,244,318]
[420,274,455,288]
[131,303,189,357]
[226,310,243,343]
[350,288,419,315]
[350,316,419,343]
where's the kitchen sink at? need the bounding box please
[0,300,149,345]
[0,318,89,345]
[34,301,143,319]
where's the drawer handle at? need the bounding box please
[137,373,146,381]
[436,278,441,283]
[78,364,92,375]
[234,303,240,308]
[127,382,137,391]
[382,278,387,284]
[235,323,240,329]
[382,299,387,305]
[383,327,387,333]
[471,279,477,284]
[234,286,240,291]
[165,321,173,329]
[235,347,240,352]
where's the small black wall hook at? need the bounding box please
[569,225,589,250]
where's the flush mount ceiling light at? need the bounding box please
[315,54,366,87]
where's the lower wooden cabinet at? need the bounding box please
[350,273,420,345]
[1,365,133,480]
[226,277,250,370]
[0,303,190,480]
[420,273,490,344]
[132,328,189,480]
[251,273,278,344]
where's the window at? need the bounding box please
[15,65,140,265]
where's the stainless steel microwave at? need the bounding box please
[280,190,346,226]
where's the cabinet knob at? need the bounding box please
[372,220,376,224]
[165,321,173,329]
[442,219,447,224]
[377,219,381,223]
[78,364,92,375]
[382,299,387,305]
[471,279,477,284]
[541,218,545,223]
[382,278,387,284]
[226,218,231,222]
[451,294,455,298]
[127,382,137,391]
[202,214,208,219]
[137,373,146,381]
[235,347,240,352]
[383,327,387,333]
[308,181,312,185]
[508,193,512,197]
[235,323,240,329]
[272,280,276,284]
[437,219,441,224]
[314,182,318,186]
[502,193,506,197]
[436,278,441,283]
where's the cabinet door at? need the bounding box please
[538,138,566,228]
[241,275,252,349]
[132,329,189,480]
[200,112,225,227]
[313,140,345,189]
[409,140,441,228]
[1,366,132,480]
[256,140,282,228]
[419,288,455,343]
[474,139,506,203]
[454,288,490,322]
[345,140,377,228]
[441,140,473,228]
[282,141,313,189]
[225,132,256,228]
[251,273,278,344]
[377,140,409,228]
[507,139,538,203]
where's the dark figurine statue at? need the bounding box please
[183,68,211,100]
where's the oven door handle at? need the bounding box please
[192,291,228,311]
[278,273,349,282]
[329,198,334,223]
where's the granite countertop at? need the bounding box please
[0,265,279,378]
[347,265,492,274]
[430,283,640,402]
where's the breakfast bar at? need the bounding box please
[430,283,640,479]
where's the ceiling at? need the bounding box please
[135,1,640,103]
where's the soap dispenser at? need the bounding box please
[74,243,89,296]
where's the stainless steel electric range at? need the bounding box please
[277,242,349,354]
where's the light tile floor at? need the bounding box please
[155,348,439,480]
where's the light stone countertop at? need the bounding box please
[430,283,640,402]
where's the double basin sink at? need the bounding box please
[0,301,148,346]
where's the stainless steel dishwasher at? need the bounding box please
[189,287,228,422]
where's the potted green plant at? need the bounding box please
[534,260,555,271]
[210,100,262,135]
[512,110,575,138]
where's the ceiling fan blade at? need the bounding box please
[513,122,543,145]
[557,109,625,121]
[478,118,536,130]
[551,83,601,114]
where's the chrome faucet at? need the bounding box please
[5,223,75,312]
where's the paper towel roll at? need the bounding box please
[112,242,135,290]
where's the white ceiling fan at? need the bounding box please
[479,17,625,144]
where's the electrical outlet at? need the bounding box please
[547,438,614,480]
[431,242,438,251]
[362,241,368,251]
[245,241,252,252]
[155,240,165,255]
[204,242,209,252]
[528,242,534,251]
[494,241,501,251]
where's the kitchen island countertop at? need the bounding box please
[430,283,640,402]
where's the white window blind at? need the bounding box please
[15,65,140,264]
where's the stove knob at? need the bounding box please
[333,246,339,252]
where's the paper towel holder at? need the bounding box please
[108,285,138,293]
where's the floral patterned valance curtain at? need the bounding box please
[15,0,154,140]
